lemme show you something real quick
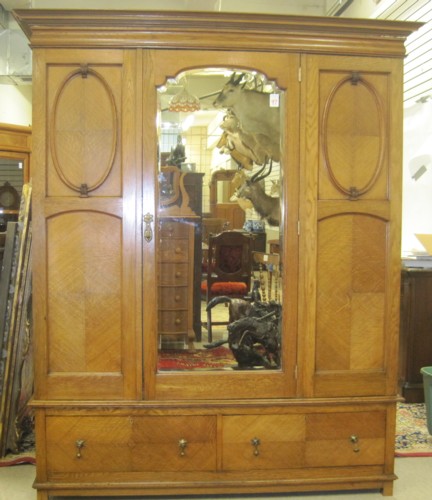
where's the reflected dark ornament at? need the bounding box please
[167,135,187,169]
[227,302,281,370]
[205,298,281,370]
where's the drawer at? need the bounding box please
[305,411,386,467]
[159,263,189,285]
[159,220,192,238]
[222,414,306,470]
[159,239,189,262]
[159,286,188,309]
[159,310,188,332]
[45,415,217,474]
[222,411,386,471]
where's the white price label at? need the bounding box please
[269,93,280,108]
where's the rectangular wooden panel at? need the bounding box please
[305,411,386,467]
[45,415,217,475]
[222,414,306,470]
[32,49,140,400]
[316,214,387,371]
[47,212,122,373]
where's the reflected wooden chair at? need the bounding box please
[201,230,254,342]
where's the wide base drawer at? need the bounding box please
[45,415,217,474]
[222,410,386,471]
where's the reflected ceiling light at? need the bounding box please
[169,84,201,113]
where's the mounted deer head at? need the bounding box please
[236,162,280,226]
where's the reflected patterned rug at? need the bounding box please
[158,345,236,371]
[0,431,35,467]
[0,450,35,467]
[395,403,432,457]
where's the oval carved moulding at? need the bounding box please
[50,65,118,196]
[321,72,386,200]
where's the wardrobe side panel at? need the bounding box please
[300,55,403,397]
[32,49,140,400]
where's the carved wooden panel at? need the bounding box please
[47,63,121,197]
[319,70,389,201]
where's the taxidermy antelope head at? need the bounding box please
[236,162,280,227]
[213,72,280,161]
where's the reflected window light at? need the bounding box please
[181,114,195,131]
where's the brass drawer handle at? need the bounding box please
[350,435,360,453]
[251,437,261,456]
[75,439,85,459]
[175,271,182,278]
[175,318,181,325]
[175,247,182,254]
[178,438,188,456]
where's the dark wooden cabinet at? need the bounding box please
[400,268,432,403]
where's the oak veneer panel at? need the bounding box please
[45,415,217,474]
[47,212,122,373]
[305,411,386,467]
[316,214,386,373]
[222,414,306,470]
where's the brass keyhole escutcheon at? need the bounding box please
[251,437,261,456]
[75,439,85,459]
[178,438,188,457]
[143,213,154,243]
[350,435,360,453]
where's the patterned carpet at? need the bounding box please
[395,403,432,457]
[158,345,236,371]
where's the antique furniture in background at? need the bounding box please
[14,9,419,499]
[399,268,432,403]
[202,230,254,341]
[0,123,31,265]
[209,169,245,229]
[158,218,195,348]
[0,124,32,456]
[183,172,204,340]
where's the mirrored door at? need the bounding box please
[143,50,300,400]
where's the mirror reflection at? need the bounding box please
[156,68,283,372]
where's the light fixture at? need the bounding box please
[169,79,201,112]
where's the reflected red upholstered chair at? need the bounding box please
[201,230,253,341]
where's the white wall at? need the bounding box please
[402,99,432,255]
[0,84,32,126]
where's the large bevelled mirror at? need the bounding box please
[156,68,283,372]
